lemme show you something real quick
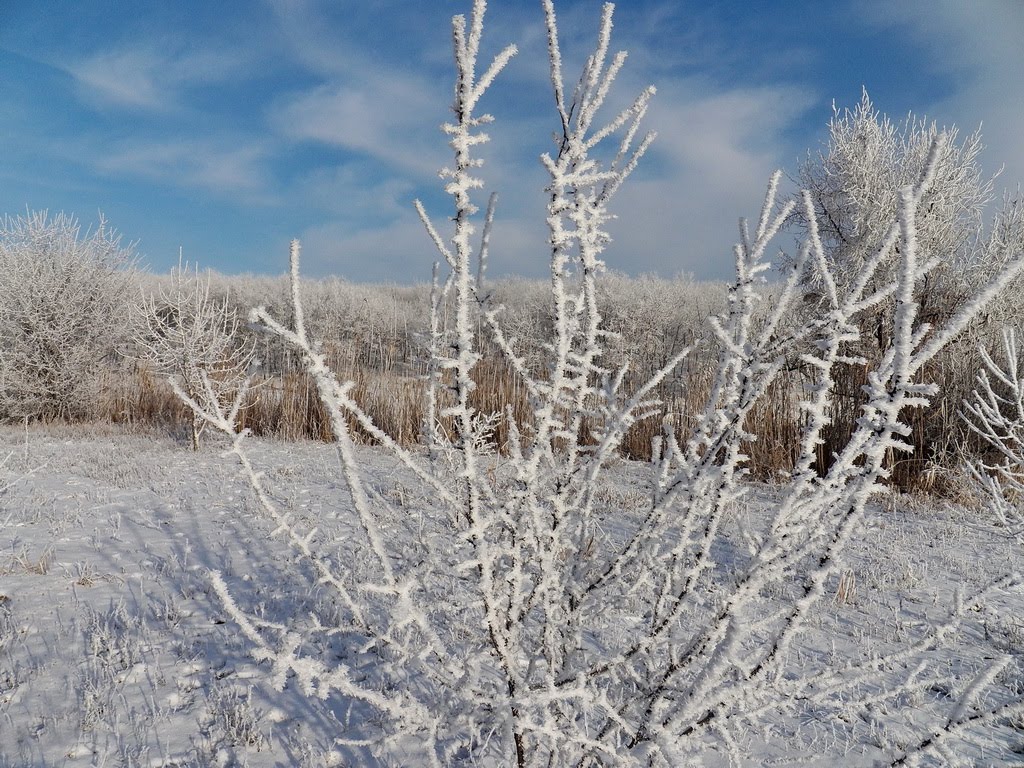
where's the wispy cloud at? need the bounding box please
[94,138,273,199]
[88,0,810,280]
[294,164,414,222]
[289,77,816,282]
[5,0,1018,281]
[71,49,166,109]
[859,0,1024,190]
[261,0,467,180]
[271,78,447,179]
[297,210,437,281]
[70,46,253,111]
[578,80,815,278]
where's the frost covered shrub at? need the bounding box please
[175,2,1024,764]
[962,328,1024,543]
[134,260,255,450]
[0,211,135,421]
[476,273,728,460]
[127,270,433,442]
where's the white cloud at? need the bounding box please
[46,1,821,282]
[271,76,448,180]
[297,211,437,281]
[550,80,814,279]
[859,0,1024,191]
[295,165,414,221]
[95,139,273,198]
[290,78,815,282]
[244,0,816,281]
[475,80,811,280]
[70,46,252,110]
[71,49,166,109]
[298,200,551,282]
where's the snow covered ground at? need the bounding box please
[1,423,1022,766]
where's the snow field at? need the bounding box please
[0,425,1021,766]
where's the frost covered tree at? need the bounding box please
[798,89,992,306]
[0,211,135,421]
[795,92,1024,484]
[134,257,255,450]
[175,2,1024,765]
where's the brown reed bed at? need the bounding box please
[90,347,962,493]
[97,353,798,476]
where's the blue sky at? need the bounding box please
[1,1,1022,282]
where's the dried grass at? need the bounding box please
[85,348,860,483]
[36,276,990,493]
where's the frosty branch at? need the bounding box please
[173,2,1024,765]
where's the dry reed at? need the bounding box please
[49,274,995,494]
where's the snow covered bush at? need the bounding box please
[134,258,255,450]
[798,89,992,300]
[176,2,1024,765]
[0,211,135,421]
[962,328,1024,544]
